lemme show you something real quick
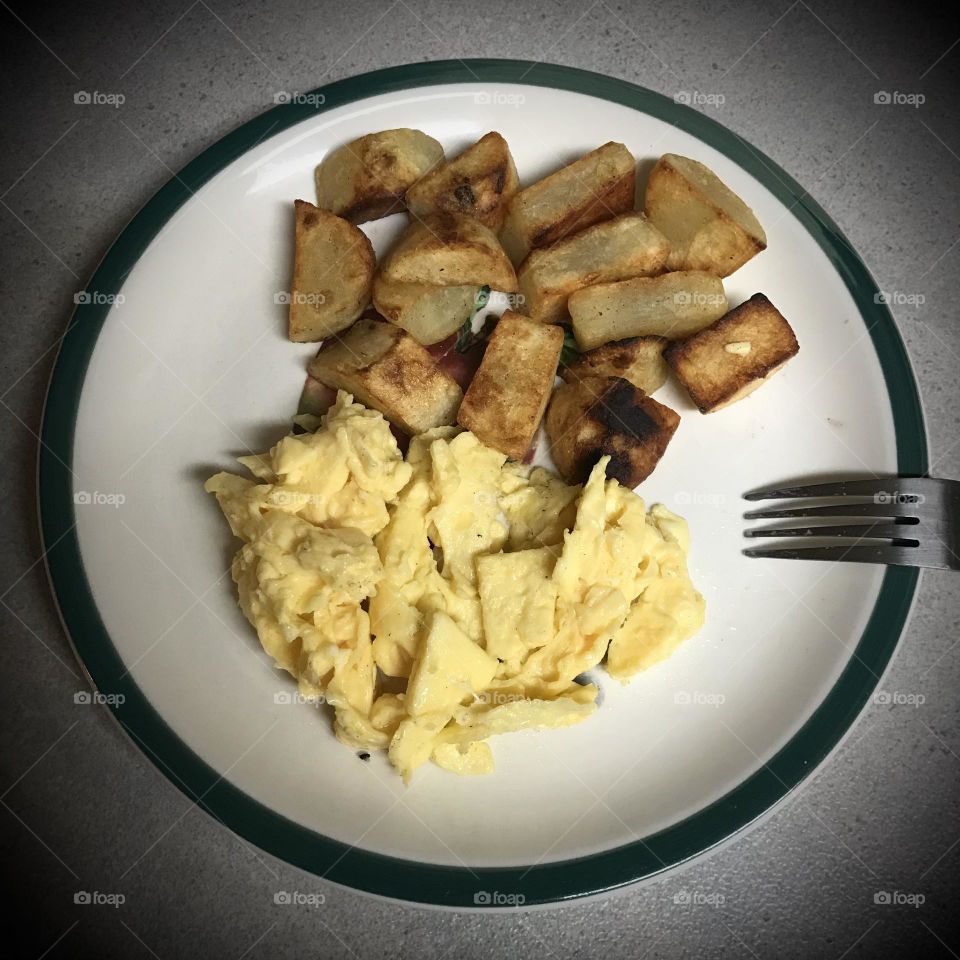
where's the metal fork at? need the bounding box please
[742,477,960,570]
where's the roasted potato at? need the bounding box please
[372,275,480,345]
[569,271,727,350]
[664,293,798,412]
[288,200,375,342]
[561,336,669,395]
[314,129,444,224]
[499,142,636,265]
[545,376,680,487]
[380,212,517,292]
[307,317,462,433]
[405,132,519,230]
[457,310,564,460]
[644,153,766,277]
[517,213,669,323]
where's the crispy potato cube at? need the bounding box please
[644,153,766,277]
[457,310,564,460]
[545,376,680,487]
[561,336,669,395]
[372,275,479,345]
[569,271,727,350]
[664,293,799,412]
[405,132,519,229]
[517,213,670,324]
[380,212,518,292]
[288,200,375,342]
[307,317,462,433]
[314,128,444,224]
[499,142,636,264]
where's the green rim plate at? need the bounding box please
[38,59,927,907]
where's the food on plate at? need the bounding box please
[380,212,518,292]
[664,293,799,412]
[456,310,564,460]
[569,271,727,350]
[404,131,519,229]
[561,335,669,395]
[499,142,636,264]
[314,128,444,224]
[287,200,375,342]
[372,275,480,345]
[644,153,767,277]
[307,317,462,433]
[204,393,704,780]
[516,213,670,324]
[545,376,680,487]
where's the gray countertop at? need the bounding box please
[2,1,959,956]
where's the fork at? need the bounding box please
[742,477,960,570]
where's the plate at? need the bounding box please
[39,60,926,907]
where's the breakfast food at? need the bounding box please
[561,336,669,395]
[645,153,767,276]
[205,393,704,781]
[307,317,462,433]
[545,377,680,487]
[517,213,670,324]
[379,212,518,292]
[664,293,799,412]
[457,310,564,459]
[371,276,480,345]
[499,142,636,264]
[288,201,375,342]
[404,131,519,229]
[569,270,728,350]
[314,128,444,223]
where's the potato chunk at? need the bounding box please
[457,310,564,460]
[644,153,766,276]
[380,212,518,292]
[499,142,636,264]
[664,293,799,412]
[314,128,444,224]
[405,132,519,229]
[545,376,679,487]
[561,336,669,395]
[287,200,375,343]
[517,213,669,323]
[372,275,479,345]
[569,271,727,350]
[307,317,462,433]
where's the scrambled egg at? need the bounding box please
[205,392,705,781]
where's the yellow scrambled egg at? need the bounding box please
[205,392,705,781]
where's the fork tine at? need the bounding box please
[744,523,920,541]
[743,544,922,566]
[743,478,927,501]
[744,502,921,520]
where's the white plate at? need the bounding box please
[40,60,926,907]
